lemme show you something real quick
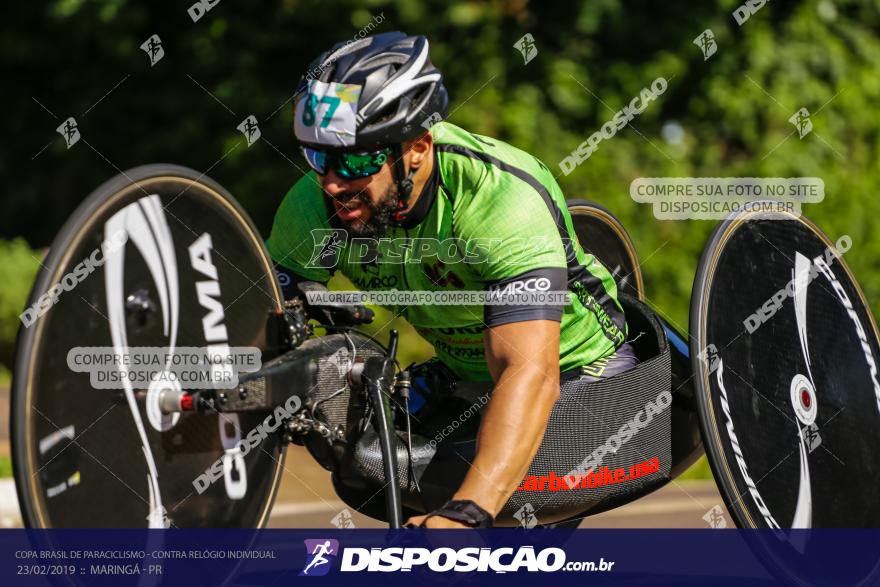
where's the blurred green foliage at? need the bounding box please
[4,1,879,462]
[0,240,42,370]
[0,455,11,478]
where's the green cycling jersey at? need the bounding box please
[267,122,626,381]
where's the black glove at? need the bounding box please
[297,281,374,326]
[275,265,374,327]
[416,499,494,528]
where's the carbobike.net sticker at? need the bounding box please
[294,80,362,147]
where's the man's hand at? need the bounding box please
[296,281,374,325]
[448,320,561,519]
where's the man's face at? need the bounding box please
[318,157,398,239]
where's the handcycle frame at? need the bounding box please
[157,204,703,529]
[10,165,701,530]
[165,301,701,529]
[13,163,880,586]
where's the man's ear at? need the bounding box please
[407,132,434,169]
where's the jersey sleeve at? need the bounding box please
[448,154,570,325]
[483,266,568,326]
[265,174,335,283]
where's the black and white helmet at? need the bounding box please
[294,32,448,149]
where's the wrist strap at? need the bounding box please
[423,499,494,528]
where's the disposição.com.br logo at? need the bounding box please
[298,538,614,575]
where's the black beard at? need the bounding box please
[328,183,398,239]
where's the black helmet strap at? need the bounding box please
[392,143,417,222]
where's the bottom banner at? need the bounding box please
[2,529,878,586]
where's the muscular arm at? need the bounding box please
[408,320,560,527]
[454,320,560,513]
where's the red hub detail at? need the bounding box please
[801,389,811,409]
[180,393,194,411]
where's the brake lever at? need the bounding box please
[324,304,374,327]
[295,281,374,327]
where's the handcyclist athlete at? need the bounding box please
[267,32,638,528]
